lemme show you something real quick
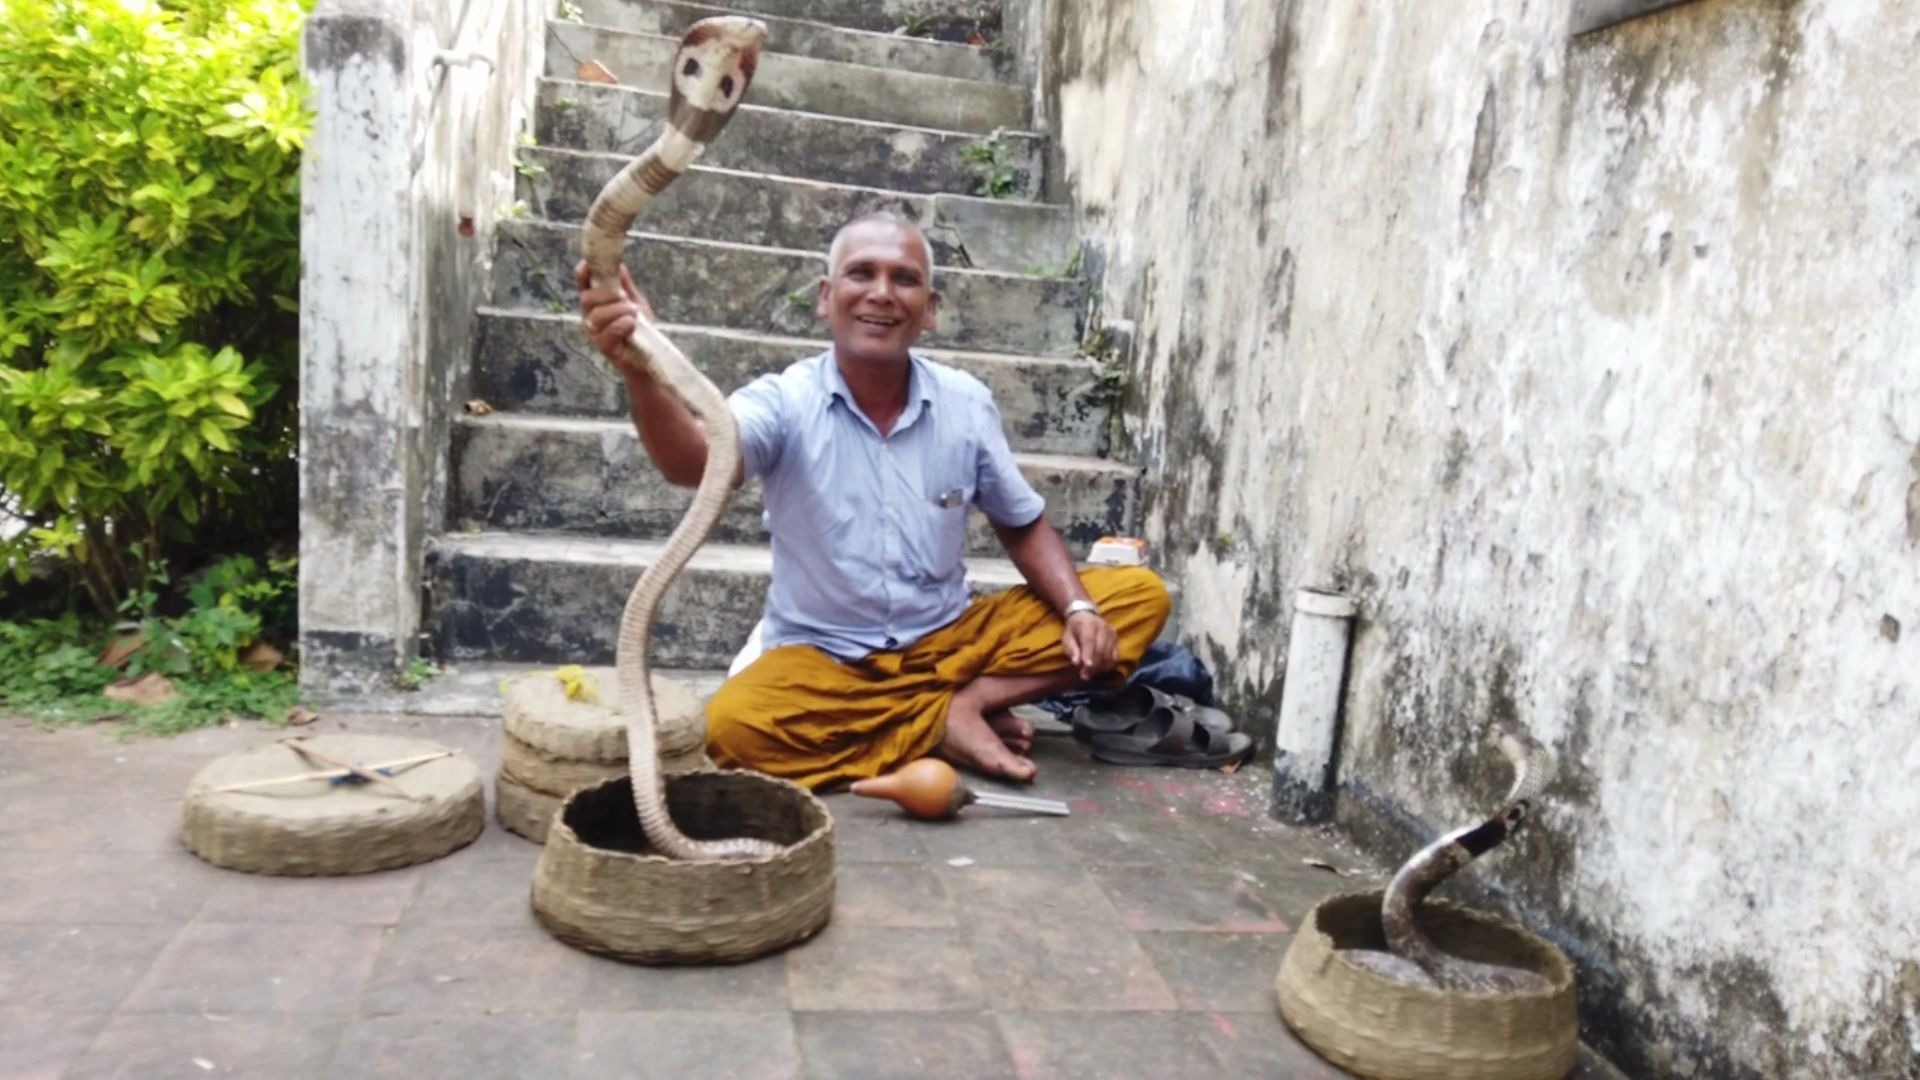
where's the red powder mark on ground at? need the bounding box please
[1110,775,1158,796]
[1212,1013,1241,1039]
[1203,791,1253,819]
[1068,796,1102,814]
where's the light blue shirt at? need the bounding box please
[729,349,1046,660]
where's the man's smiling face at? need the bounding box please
[817,219,938,369]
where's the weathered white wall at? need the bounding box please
[1029,0,1920,1075]
[299,0,542,691]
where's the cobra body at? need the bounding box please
[1349,720,1557,992]
[580,17,778,861]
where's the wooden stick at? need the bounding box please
[279,737,429,802]
[209,751,455,794]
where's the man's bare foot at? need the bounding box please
[940,698,1037,782]
[985,709,1034,756]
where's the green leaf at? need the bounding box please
[211,392,251,418]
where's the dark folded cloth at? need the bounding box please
[1029,640,1217,718]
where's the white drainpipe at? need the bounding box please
[1270,586,1358,823]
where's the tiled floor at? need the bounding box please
[0,712,1623,1078]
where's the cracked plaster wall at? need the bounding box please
[1026,0,1920,1075]
[298,0,543,691]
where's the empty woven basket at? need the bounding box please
[531,772,835,964]
[1275,890,1578,1080]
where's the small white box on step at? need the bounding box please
[1087,535,1148,566]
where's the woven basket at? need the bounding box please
[181,735,484,875]
[531,772,835,964]
[501,733,709,798]
[1275,890,1578,1080]
[502,669,707,762]
[496,767,563,843]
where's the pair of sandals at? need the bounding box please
[1069,684,1252,769]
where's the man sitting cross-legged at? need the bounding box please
[575,211,1170,787]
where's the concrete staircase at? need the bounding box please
[425,0,1134,672]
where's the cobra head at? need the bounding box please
[1489,719,1556,807]
[666,17,767,144]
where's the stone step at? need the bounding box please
[646,0,996,38]
[563,0,1005,83]
[448,412,1138,553]
[468,310,1113,458]
[425,532,1030,667]
[546,21,1025,134]
[491,219,1086,357]
[535,78,1042,198]
[517,147,1076,276]
[321,661,728,716]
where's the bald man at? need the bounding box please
[575,213,1169,787]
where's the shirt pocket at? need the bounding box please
[912,465,975,583]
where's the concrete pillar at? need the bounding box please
[297,0,424,694]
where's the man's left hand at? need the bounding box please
[1062,611,1119,681]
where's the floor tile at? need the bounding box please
[573,1010,800,1080]
[197,867,420,925]
[0,1010,107,1080]
[1135,931,1292,1012]
[996,1011,1221,1079]
[1198,1009,1352,1077]
[65,1012,346,1080]
[913,815,1080,867]
[0,792,182,852]
[788,925,984,1012]
[0,924,180,1012]
[580,950,791,1011]
[0,852,220,924]
[120,922,384,1015]
[333,1012,574,1079]
[398,828,541,925]
[796,1011,1015,1079]
[359,920,593,1014]
[943,866,1174,1012]
[830,863,955,928]
[1088,864,1291,933]
[816,799,929,863]
[1054,812,1209,867]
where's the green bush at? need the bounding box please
[0,554,299,734]
[0,0,312,614]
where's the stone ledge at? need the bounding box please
[535,79,1044,198]
[425,533,1026,667]
[490,219,1086,357]
[566,0,1008,83]
[448,412,1138,553]
[467,310,1113,458]
[545,21,1026,133]
[516,147,1075,275]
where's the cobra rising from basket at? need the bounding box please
[529,17,837,966]
[1352,720,1559,991]
[1275,721,1580,1080]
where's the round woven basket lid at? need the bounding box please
[500,734,627,798]
[181,734,484,876]
[502,669,707,762]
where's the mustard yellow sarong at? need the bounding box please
[706,566,1171,789]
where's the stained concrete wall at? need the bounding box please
[298,0,543,692]
[1023,0,1920,1075]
